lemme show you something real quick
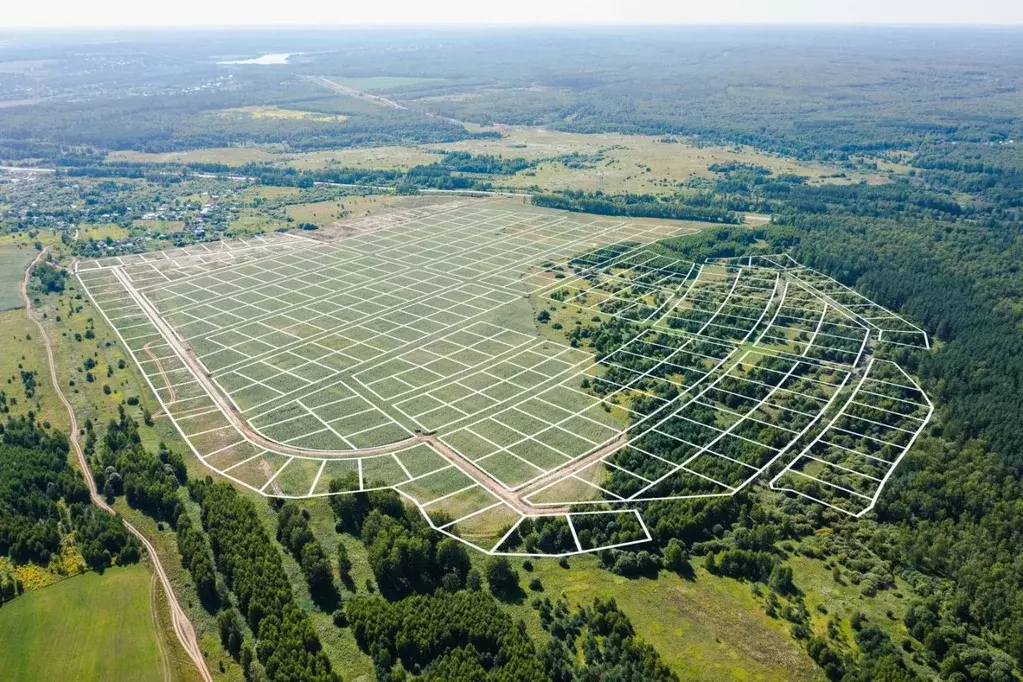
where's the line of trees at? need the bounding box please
[532,191,742,223]
[190,479,337,682]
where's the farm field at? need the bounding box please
[0,565,166,682]
[106,126,898,191]
[76,202,931,556]
[0,246,36,310]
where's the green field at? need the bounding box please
[0,246,35,310]
[0,565,165,682]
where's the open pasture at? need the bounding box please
[78,204,931,554]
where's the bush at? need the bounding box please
[485,556,519,593]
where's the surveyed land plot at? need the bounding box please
[79,204,704,555]
[518,252,932,519]
[80,205,931,555]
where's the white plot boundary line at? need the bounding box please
[522,348,852,507]
[82,210,933,550]
[76,223,664,558]
[768,360,933,517]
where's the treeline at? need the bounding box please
[57,151,528,193]
[90,407,185,525]
[435,151,533,175]
[532,191,742,224]
[190,478,337,682]
[176,512,219,609]
[275,501,334,603]
[705,162,972,222]
[0,414,138,576]
[347,590,546,680]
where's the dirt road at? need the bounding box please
[304,75,408,110]
[23,251,213,682]
[110,264,586,515]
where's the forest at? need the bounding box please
[640,153,1023,679]
[2,28,1021,162]
[0,415,139,580]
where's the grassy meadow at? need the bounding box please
[106,125,898,194]
[0,565,165,682]
[0,246,35,310]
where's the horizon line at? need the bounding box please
[3,21,1023,31]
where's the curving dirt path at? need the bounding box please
[107,263,646,518]
[150,573,173,682]
[23,251,213,682]
[144,340,177,404]
[143,340,174,419]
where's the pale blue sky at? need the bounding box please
[3,0,1022,28]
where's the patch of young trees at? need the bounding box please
[328,473,472,599]
[534,596,678,681]
[91,407,183,525]
[275,501,334,603]
[190,479,337,682]
[31,262,67,294]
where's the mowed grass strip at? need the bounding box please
[0,565,164,682]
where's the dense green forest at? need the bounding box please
[0,74,485,155]
[2,28,1021,161]
[638,152,1023,679]
[0,415,139,581]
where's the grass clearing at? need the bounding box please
[0,308,69,430]
[80,222,132,241]
[428,127,894,192]
[495,554,822,681]
[0,246,35,310]
[0,565,165,682]
[104,124,893,187]
[217,106,348,123]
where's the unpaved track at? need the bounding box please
[23,251,213,682]
[151,573,173,682]
[110,263,582,515]
[422,434,570,515]
[517,435,629,503]
[144,340,178,404]
[112,265,425,457]
[304,75,408,110]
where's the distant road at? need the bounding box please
[304,75,408,110]
[0,165,55,174]
[303,74,472,127]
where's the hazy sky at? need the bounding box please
[3,0,1022,28]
